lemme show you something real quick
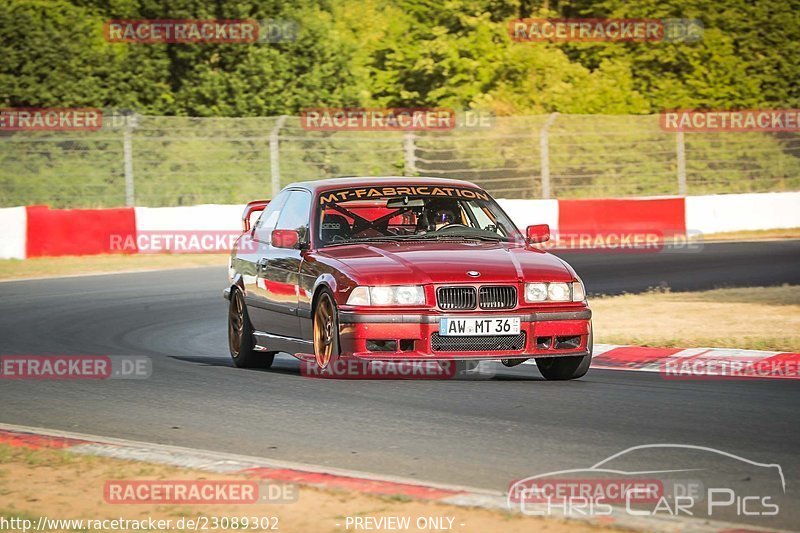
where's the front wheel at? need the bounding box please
[536,327,592,381]
[313,290,340,369]
[228,288,275,369]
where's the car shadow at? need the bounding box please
[170,354,549,381]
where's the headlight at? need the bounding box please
[548,282,571,302]
[346,285,426,306]
[524,281,586,303]
[370,286,394,306]
[524,283,548,302]
[394,285,425,305]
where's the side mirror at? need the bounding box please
[242,199,270,232]
[271,229,300,249]
[526,224,550,244]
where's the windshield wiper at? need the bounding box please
[414,233,506,242]
[325,236,412,246]
[325,233,506,247]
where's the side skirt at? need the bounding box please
[252,331,312,355]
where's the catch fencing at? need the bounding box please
[1,114,797,207]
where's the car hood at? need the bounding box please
[319,241,574,285]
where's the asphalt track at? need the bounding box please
[559,238,800,294]
[1,240,798,530]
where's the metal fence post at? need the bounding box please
[404,131,417,175]
[122,117,136,207]
[676,131,687,195]
[540,113,559,199]
[270,115,288,196]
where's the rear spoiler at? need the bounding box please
[242,199,270,232]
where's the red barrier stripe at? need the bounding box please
[25,205,136,257]
[0,430,86,450]
[242,467,463,500]
[558,197,686,236]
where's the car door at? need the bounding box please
[256,189,313,338]
[244,190,289,333]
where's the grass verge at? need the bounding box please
[0,443,620,533]
[702,227,800,241]
[0,254,225,280]
[592,285,800,352]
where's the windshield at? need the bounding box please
[315,186,521,247]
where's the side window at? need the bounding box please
[275,190,313,243]
[253,191,289,243]
[466,200,505,235]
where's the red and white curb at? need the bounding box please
[522,343,800,380]
[587,343,800,379]
[0,423,785,533]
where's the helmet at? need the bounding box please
[433,208,455,226]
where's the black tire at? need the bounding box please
[536,325,593,381]
[228,288,275,369]
[313,289,340,369]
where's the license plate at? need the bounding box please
[439,317,521,336]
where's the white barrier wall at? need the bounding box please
[3,192,799,260]
[497,199,559,232]
[133,204,246,253]
[0,206,26,259]
[134,204,245,231]
[685,192,800,234]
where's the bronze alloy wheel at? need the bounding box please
[228,289,245,357]
[313,292,337,368]
[227,288,276,369]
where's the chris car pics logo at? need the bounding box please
[508,444,784,520]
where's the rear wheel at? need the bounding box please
[313,290,340,369]
[228,288,275,369]
[536,326,593,381]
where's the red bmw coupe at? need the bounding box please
[225,177,592,380]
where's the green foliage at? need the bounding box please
[0,0,798,207]
[2,0,797,113]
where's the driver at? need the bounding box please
[422,199,462,231]
[432,207,456,230]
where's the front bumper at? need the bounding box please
[338,309,591,361]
